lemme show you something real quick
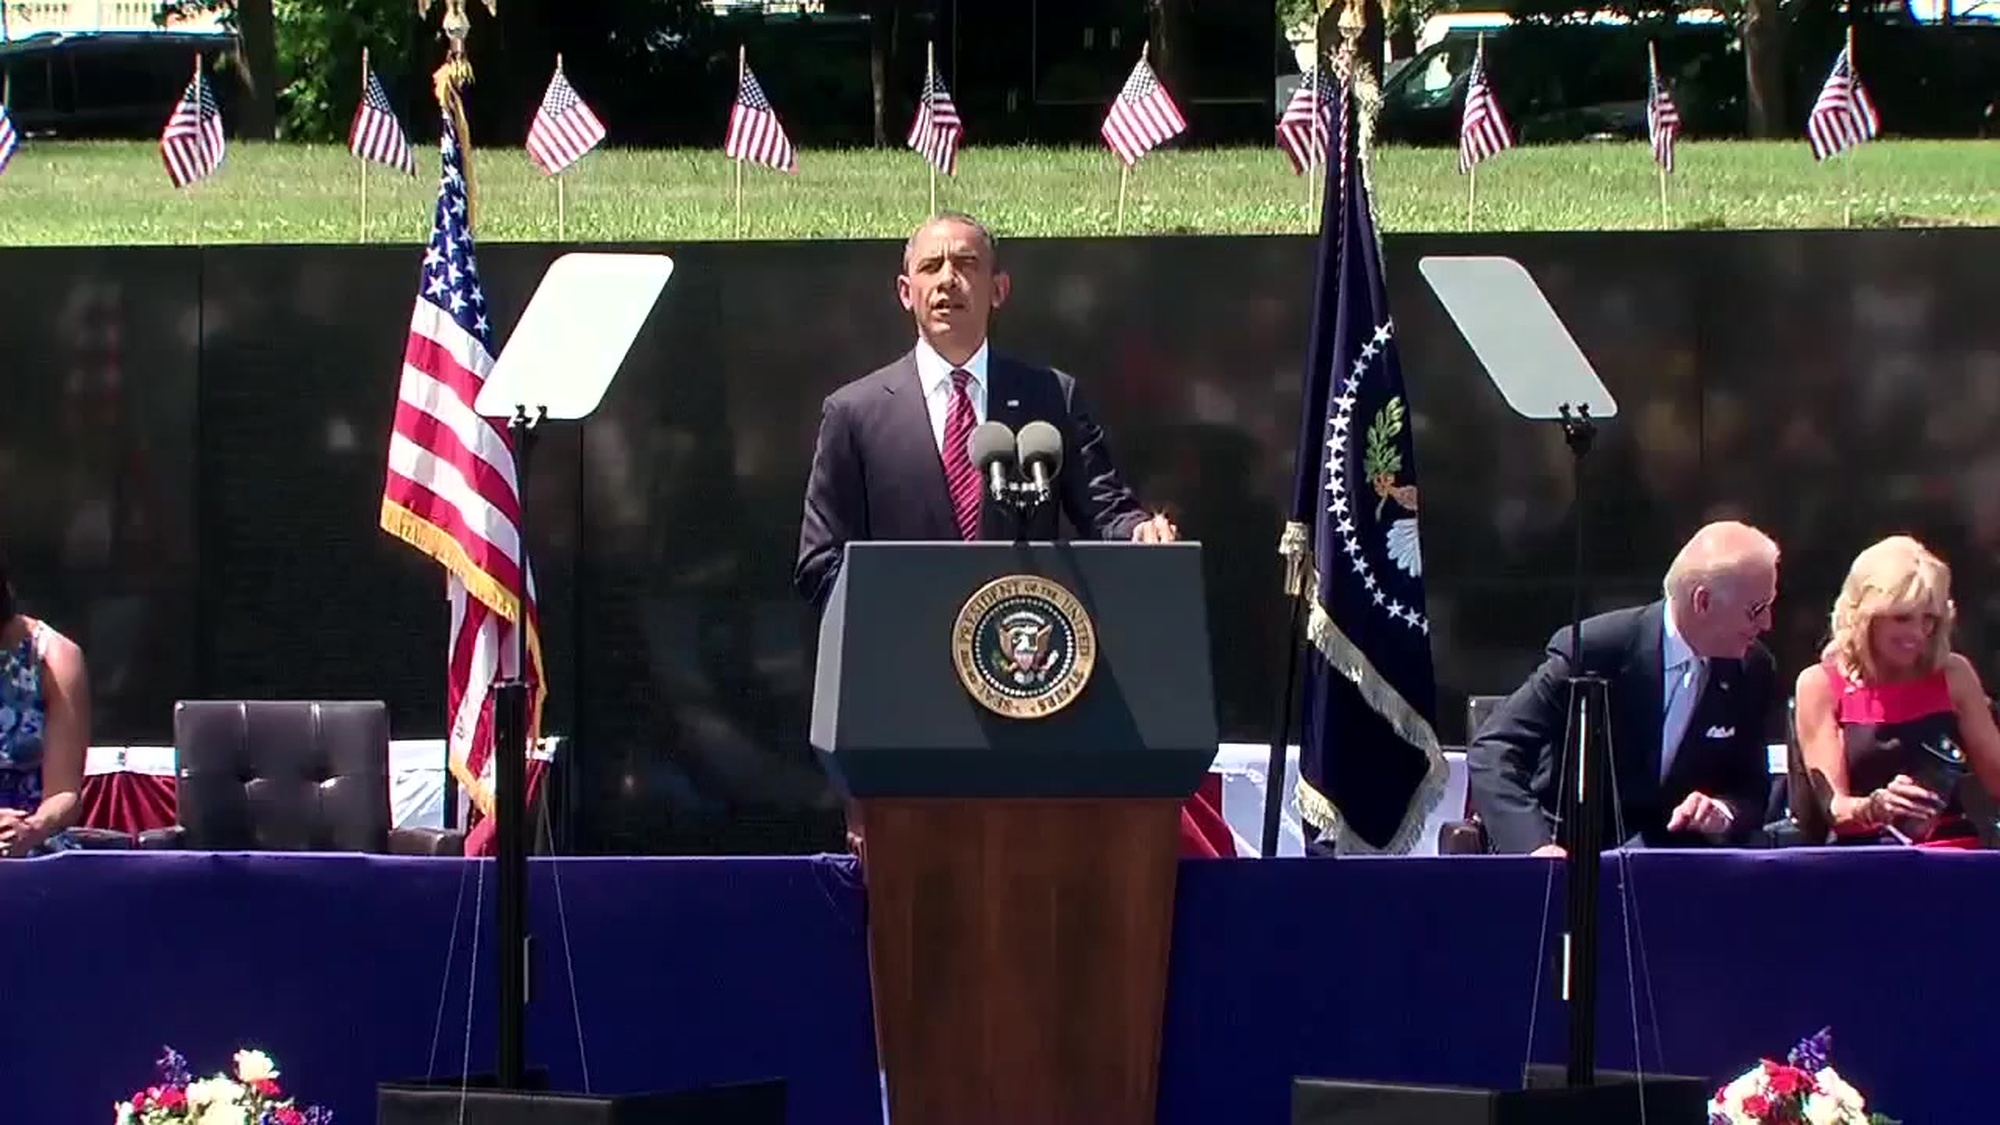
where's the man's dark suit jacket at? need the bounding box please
[1465,600,1776,854]
[793,348,1150,607]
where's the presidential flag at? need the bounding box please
[1280,69,1446,854]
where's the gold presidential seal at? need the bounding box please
[951,574,1097,719]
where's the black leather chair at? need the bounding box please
[143,700,463,855]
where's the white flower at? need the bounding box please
[1386,518,1422,578]
[1719,1067,1766,1106]
[233,1049,279,1084]
[198,1102,248,1125]
[185,1076,243,1108]
[1812,1068,1869,1121]
[113,1101,135,1125]
[1804,1093,1846,1125]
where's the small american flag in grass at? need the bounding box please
[1807,45,1879,161]
[161,64,225,189]
[1647,47,1682,173]
[907,64,964,176]
[1101,54,1186,168]
[0,104,18,177]
[1277,67,1334,175]
[726,65,796,174]
[351,65,417,176]
[527,62,607,175]
[1457,38,1512,175]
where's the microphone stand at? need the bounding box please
[1554,401,1608,1089]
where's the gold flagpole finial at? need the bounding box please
[422,0,494,229]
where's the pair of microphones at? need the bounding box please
[967,419,1064,516]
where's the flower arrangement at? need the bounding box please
[115,1046,331,1125]
[1708,1027,1897,1125]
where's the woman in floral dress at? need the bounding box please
[0,553,90,857]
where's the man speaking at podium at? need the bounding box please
[793,211,1177,611]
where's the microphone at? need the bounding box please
[1015,420,1064,504]
[967,421,1019,504]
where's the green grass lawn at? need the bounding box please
[1,139,1995,245]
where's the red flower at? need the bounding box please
[251,1078,283,1098]
[156,1086,187,1109]
[1765,1066,1809,1097]
[1744,1092,1772,1118]
[131,1089,153,1110]
[273,1107,305,1125]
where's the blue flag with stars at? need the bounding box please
[1280,68,1446,854]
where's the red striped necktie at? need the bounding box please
[940,368,981,540]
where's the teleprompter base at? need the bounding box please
[1292,1073,1709,1125]
[377,1076,785,1124]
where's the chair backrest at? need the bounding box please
[173,700,392,852]
[1464,695,1507,743]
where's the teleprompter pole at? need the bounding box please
[494,403,546,1089]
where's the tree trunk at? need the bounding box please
[869,0,891,146]
[1742,0,1787,138]
[234,0,278,140]
[1147,0,1187,88]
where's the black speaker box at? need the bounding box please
[1293,1072,1710,1124]
[377,1076,786,1124]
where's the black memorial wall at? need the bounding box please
[3,229,1997,855]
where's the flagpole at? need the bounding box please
[1305,65,1318,230]
[734,45,746,238]
[926,40,938,216]
[1649,41,1668,231]
[359,47,371,242]
[1841,27,1857,229]
[190,55,204,249]
[554,54,568,240]
[1466,166,1476,230]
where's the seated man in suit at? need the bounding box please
[1467,520,1781,854]
[794,210,1176,609]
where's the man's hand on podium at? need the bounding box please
[1132,512,1178,543]
[1531,843,1567,858]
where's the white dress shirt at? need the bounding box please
[913,337,989,456]
[1659,604,1707,779]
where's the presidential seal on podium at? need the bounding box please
[952,575,1097,719]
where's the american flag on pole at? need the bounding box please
[1647,47,1682,172]
[527,62,607,175]
[906,65,964,175]
[380,105,548,853]
[1100,54,1186,168]
[1457,37,1512,174]
[0,104,18,177]
[1807,44,1879,161]
[1277,67,1334,175]
[350,65,417,176]
[725,65,796,174]
[161,62,225,188]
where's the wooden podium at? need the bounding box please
[811,541,1219,1125]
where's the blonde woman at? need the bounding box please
[1794,536,2000,847]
